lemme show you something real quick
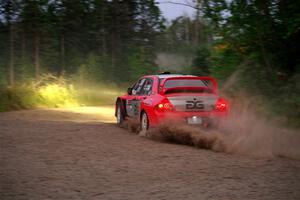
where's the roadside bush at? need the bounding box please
[37,83,77,107]
[0,74,124,112]
[0,75,78,111]
[0,85,39,111]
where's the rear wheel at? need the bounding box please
[140,111,149,132]
[116,101,124,126]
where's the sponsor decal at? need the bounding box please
[186,99,204,109]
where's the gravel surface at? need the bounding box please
[1,108,300,200]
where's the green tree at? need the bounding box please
[190,46,210,76]
[0,0,164,84]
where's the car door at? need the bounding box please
[138,78,154,115]
[126,78,146,118]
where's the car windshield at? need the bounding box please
[164,79,207,88]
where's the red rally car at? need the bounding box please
[115,73,228,131]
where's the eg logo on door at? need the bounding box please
[186,100,204,109]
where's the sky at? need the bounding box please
[156,0,196,20]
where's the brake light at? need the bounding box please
[215,98,228,112]
[155,99,174,112]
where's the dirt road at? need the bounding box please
[1,107,300,200]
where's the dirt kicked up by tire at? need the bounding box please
[1,107,300,200]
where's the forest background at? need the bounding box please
[0,0,299,127]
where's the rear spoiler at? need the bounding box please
[159,76,218,94]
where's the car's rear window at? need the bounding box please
[164,79,207,88]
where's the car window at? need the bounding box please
[140,78,153,95]
[158,78,163,92]
[132,78,146,95]
[164,79,207,88]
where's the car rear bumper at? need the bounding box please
[150,111,227,127]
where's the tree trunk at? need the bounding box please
[101,29,106,55]
[34,34,40,80]
[9,23,14,86]
[110,0,119,73]
[21,29,26,62]
[60,35,65,75]
[111,30,115,71]
[101,4,106,55]
[194,0,200,45]
[185,19,189,44]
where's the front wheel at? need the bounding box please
[140,111,149,132]
[116,101,124,127]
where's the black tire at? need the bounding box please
[116,101,124,127]
[140,111,149,132]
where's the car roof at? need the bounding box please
[154,74,198,79]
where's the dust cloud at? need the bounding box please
[122,117,141,133]
[122,107,300,159]
[144,100,300,160]
[216,99,300,159]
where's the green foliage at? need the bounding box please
[228,60,300,127]
[203,0,300,74]
[37,83,77,107]
[209,45,241,83]
[0,75,78,111]
[198,0,300,127]
[190,46,211,76]
[127,48,158,81]
[0,0,165,95]
[16,63,35,82]
[127,49,147,81]
[0,73,125,112]
[0,65,7,86]
[74,54,104,84]
[0,0,164,84]
[0,85,38,111]
[271,74,300,127]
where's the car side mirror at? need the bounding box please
[127,87,132,95]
